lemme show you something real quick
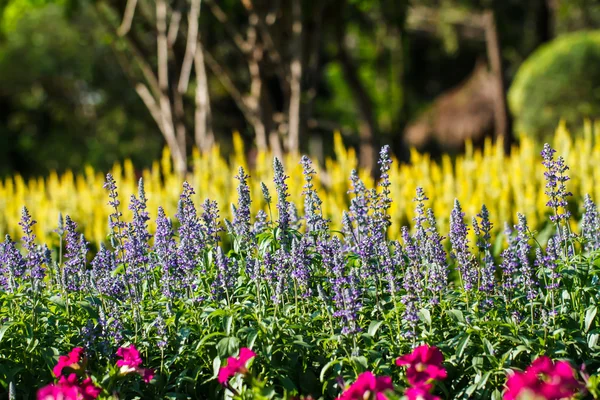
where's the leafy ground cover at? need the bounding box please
[1,143,600,399]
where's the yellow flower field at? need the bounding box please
[1,121,598,247]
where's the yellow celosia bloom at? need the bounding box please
[0,123,597,247]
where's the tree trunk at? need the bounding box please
[194,44,214,152]
[336,9,377,173]
[482,10,512,154]
[287,0,303,154]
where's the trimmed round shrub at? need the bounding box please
[508,30,600,141]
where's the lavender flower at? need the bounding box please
[325,237,362,335]
[261,182,272,205]
[233,167,252,241]
[424,208,448,296]
[91,243,124,297]
[123,181,151,289]
[290,238,311,296]
[515,213,537,301]
[252,210,268,235]
[541,144,572,239]
[582,194,600,252]
[449,200,477,291]
[63,216,89,292]
[154,207,181,299]
[201,199,222,247]
[273,157,290,244]
[176,182,204,283]
[19,207,46,281]
[500,223,519,293]
[300,155,328,236]
[0,235,25,292]
[103,173,126,250]
[374,145,392,231]
[475,205,495,293]
[212,246,237,302]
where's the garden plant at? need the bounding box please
[1,141,600,399]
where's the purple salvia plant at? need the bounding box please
[123,179,151,290]
[63,216,89,292]
[91,243,124,298]
[290,237,311,297]
[233,167,252,242]
[270,248,290,304]
[449,200,477,291]
[347,170,370,247]
[474,205,495,293]
[541,143,572,246]
[212,246,237,303]
[19,207,46,282]
[0,235,25,292]
[500,223,519,295]
[252,210,268,236]
[201,199,222,247]
[273,157,290,245]
[400,228,422,338]
[424,208,448,297]
[373,145,393,233]
[288,202,302,230]
[103,173,126,253]
[300,155,329,237]
[515,213,537,301]
[325,236,362,335]
[176,182,204,284]
[154,207,181,299]
[582,194,600,252]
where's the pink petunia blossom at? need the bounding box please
[116,345,143,372]
[115,345,155,383]
[405,385,441,400]
[396,345,447,386]
[218,348,256,385]
[53,348,84,378]
[37,373,100,400]
[336,371,394,400]
[504,357,584,400]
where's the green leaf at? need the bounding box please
[320,359,340,382]
[456,334,471,358]
[367,320,383,337]
[216,336,240,357]
[418,308,432,326]
[483,338,495,356]
[585,306,597,333]
[0,322,14,343]
[448,309,465,323]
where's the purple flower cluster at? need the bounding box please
[5,141,593,345]
[541,143,572,230]
[449,200,477,291]
[63,216,89,292]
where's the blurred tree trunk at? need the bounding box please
[335,2,377,173]
[287,0,303,154]
[96,0,220,176]
[482,10,512,153]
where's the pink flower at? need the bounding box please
[336,371,394,400]
[37,373,101,400]
[218,348,256,385]
[116,345,143,372]
[53,348,84,378]
[504,357,584,400]
[396,345,447,386]
[405,385,441,400]
[115,345,155,383]
[141,368,155,383]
